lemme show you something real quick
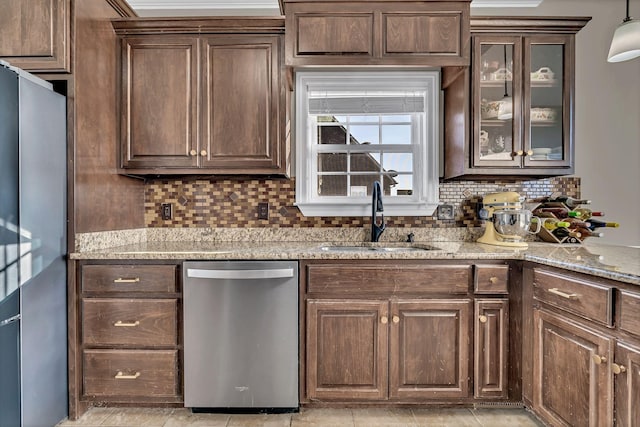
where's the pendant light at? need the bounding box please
[497,45,513,120]
[608,0,640,62]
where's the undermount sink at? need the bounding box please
[319,244,439,252]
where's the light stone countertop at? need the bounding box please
[70,238,640,286]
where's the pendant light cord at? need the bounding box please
[625,0,631,22]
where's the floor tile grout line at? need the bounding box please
[468,407,485,427]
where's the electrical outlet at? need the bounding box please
[161,203,173,220]
[437,204,455,220]
[258,202,269,220]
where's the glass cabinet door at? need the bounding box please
[473,36,522,168]
[524,35,572,168]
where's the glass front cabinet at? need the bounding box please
[443,17,590,178]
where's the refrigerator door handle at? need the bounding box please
[0,314,21,327]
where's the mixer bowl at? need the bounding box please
[493,210,533,238]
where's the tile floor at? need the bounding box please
[57,407,545,427]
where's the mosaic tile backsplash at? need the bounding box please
[145,177,580,229]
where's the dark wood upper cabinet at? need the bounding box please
[0,0,70,72]
[120,36,199,169]
[113,19,287,176]
[201,36,284,171]
[283,0,470,67]
[443,17,590,179]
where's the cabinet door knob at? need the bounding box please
[612,363,627,375]
[381,316,388,324]
[392,315,400,324]
[190,149,197,156]
[200,150,208,156]
[592,354,607,365]
[479,315,488,323]
[526,150,534,156]
[516,150,524,156]
[489,276,498,284]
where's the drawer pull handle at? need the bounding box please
[548,288,580,299]
[592,354,607,365]
[115,371,140,380]
[114,320,140,327]
[479,315,488,323]
[489,276,498,284]
[113,278,140,284]
[381,316,388,324]
[612,363,627,375]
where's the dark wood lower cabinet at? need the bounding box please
[614,342,640,427]
[306,299,388,401]
[78,262,182,408]
[474,299,509,399]
[390,299,470,400]
[533,308,613,427]
[306,297,472,402]
[83,349,179,398]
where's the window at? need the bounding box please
[295,70,440,217]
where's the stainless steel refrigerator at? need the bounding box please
[0,62,68,427]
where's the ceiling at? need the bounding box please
[127,0,544,16]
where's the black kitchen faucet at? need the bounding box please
[371,181,386,242]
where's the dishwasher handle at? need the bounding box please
[187,268,295,280]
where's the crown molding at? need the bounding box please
[127,0,280,10]
[471,0,544,7]
[127,0,543,12]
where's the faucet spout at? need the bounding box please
[371,181,386,242]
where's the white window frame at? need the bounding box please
[295,70,440,217]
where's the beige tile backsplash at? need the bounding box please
[145,177,580,229]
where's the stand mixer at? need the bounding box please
[477,191,540,248]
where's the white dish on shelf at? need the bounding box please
[530,107,557,122]
[532,147,552,155]
[531,67,555,81]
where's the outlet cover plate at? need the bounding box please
[258,202,269,220]
[437,204,455,220]
[161,203,173,220]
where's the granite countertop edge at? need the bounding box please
[69,241,640,286]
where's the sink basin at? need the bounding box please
[319,244,439,252]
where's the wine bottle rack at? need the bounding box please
[529,201,590,244]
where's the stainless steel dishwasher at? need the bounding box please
[183,260,298,412]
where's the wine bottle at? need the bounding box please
[562,218,591,228]
[573,207,604,219]
[532,217,570,230]
[547,196,592,208]
[586,219,620,229]
[564,236,582,244]
[572,227,604,238]
[534,207,582,218]
[552,228,581,239]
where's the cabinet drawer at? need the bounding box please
[619,290,640,337]
[82,264,177,293]
[382,12,462,56]
[307,264,471,295]
[83,349,179,398]
[474,264,509,294]
[533,269,613,326]
[295,13,373,56]
[82,299,178,346]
